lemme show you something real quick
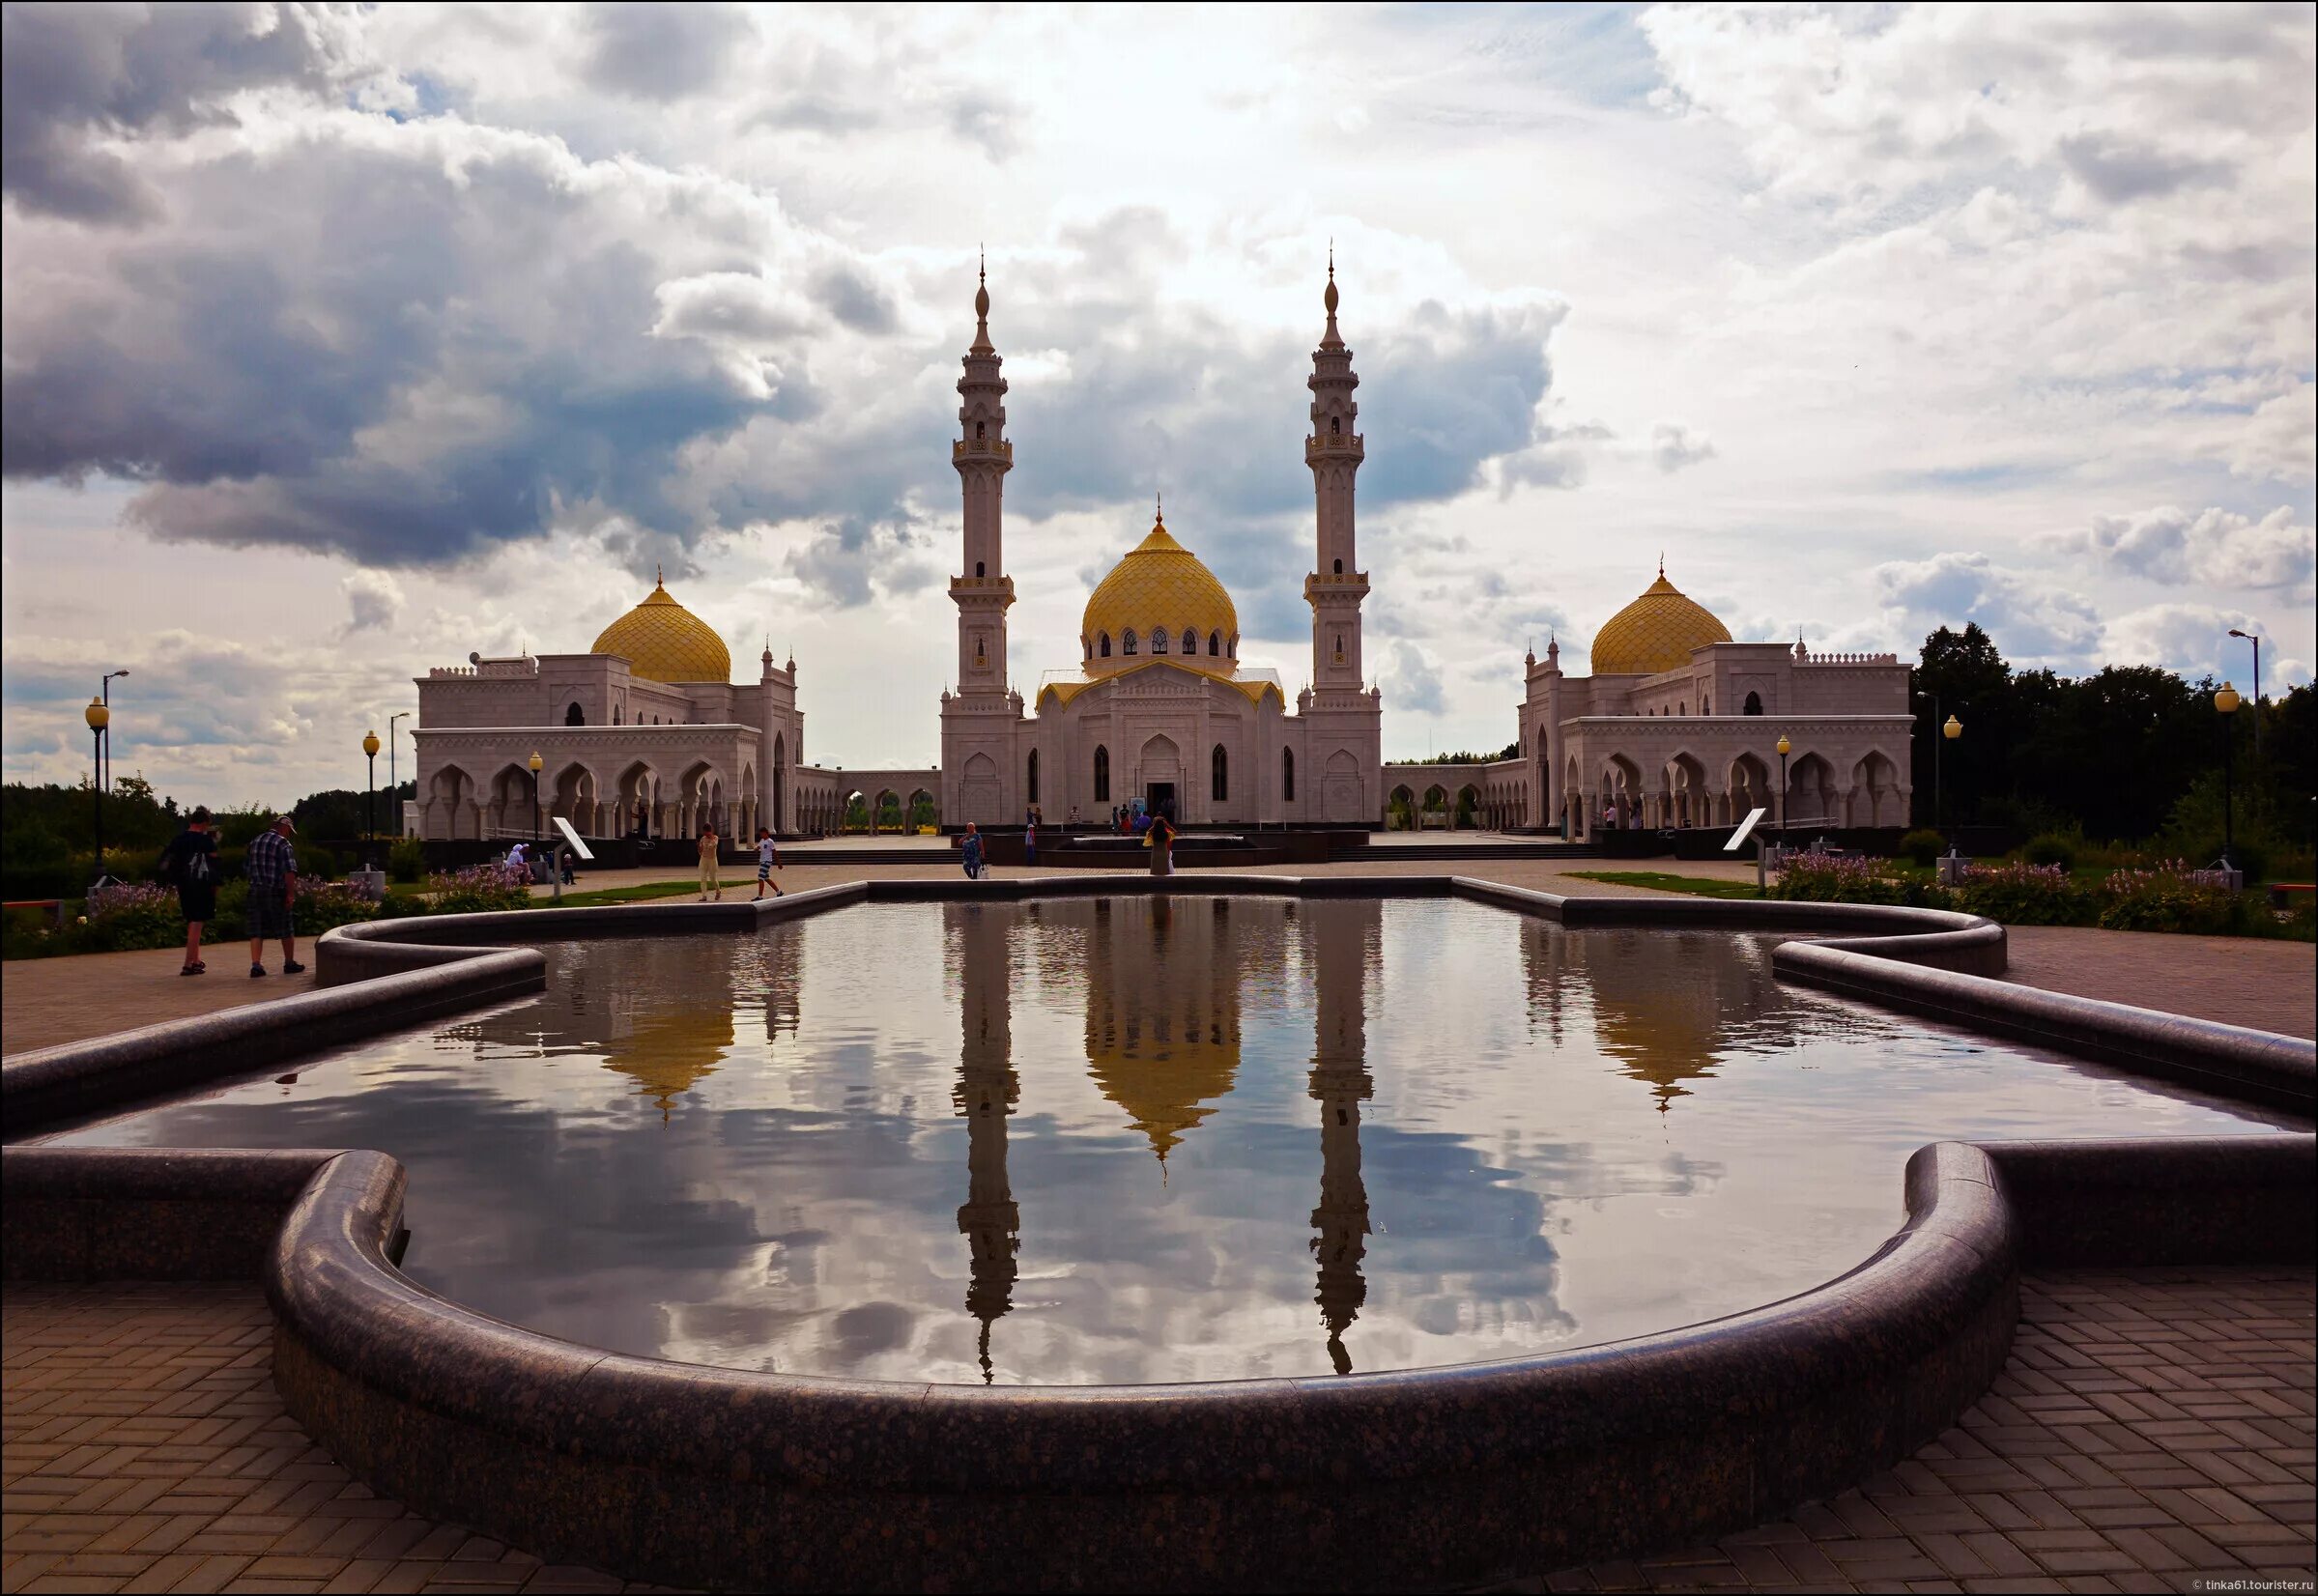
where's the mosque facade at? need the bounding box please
[935,265,1382,828]
[408,258,1908,844]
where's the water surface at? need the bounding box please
[50,898,2290,1383]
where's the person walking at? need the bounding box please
[158,806,220,975]
[504,840,528,873]
[1147,811,1175,877]
[698,824,722,900]
[1023,818,1038,868]
[244,814,303,978]
[753,827,784,899]
[960,822,985,880]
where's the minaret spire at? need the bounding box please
[1304,254,1367,698]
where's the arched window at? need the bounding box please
[1183,627,1197,655]
[975,560,986,578]
[1743,691,1763,716]
[1678,701,1686,716]
[975,637,986,663]
[1282,747,1296,801]
[564,702,585,726]
[614,706,622,725]
[1703,697,1710,715]
[1094,745,1110,803]
[1027,750,1040,807]
[1330,415,1341,435]
[1208,630,1220,656]
[1212,744,1228,802]
[1332,557,1343,574]
[1123,629,1138,655]
[975,421,986,440]
[1153,628,1169,654]
[1100,632,1112,658]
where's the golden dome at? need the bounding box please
[1081,515,1240,678]
[590,572,732,684]
[1588,567,1731,676]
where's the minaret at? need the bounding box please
[952,256,1014,696]
[1306,901,1376,1376]
[1304,251,1368,698]
[951,905,1019,1382]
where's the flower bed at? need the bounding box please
[1770,850,2309,939]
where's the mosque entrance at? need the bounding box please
[1145,782,1177,821]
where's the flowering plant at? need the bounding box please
[423,864,532,915]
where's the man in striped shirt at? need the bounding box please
[245,814,304,979]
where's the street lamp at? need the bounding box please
[2216,681,2241,874]
[83,698,109,888]
[2226,629,2262,758]
[528,750,544,843]
[388,710,412,838]
[1914,693,1963,835]
[362,730,382,869]
[1774,734,1791,840]
[100,669,129,794]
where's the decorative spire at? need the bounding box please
[1657,551,1665,580]
[970,247,993,355]
[1320,244,1343,350]
[655,561,665,588]
[1155,488,1163,528]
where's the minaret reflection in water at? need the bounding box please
[1303,900,1380,1375]
[948,905,1020,1383]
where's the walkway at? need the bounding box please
[7,858,2310,1056]
[4,1268,2306,1594]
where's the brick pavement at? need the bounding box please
[1534,1268,2317,1594]
[4,1270,2308,1594]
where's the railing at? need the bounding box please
[952,440,1014,462]
[1799,651,1900,665]
[950,575,1016,592]
[1303,571,1368,587]
[1303,433,1363,453]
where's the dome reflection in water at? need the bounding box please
[51,898,2289,1385]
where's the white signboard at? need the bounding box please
[1724,806,1768,852]
[552,815,596,860]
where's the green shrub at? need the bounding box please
[1957,861,2088,926]
[387,836,426,883]
[423,865,532,915]
[2021,832,2077,870]
[1772,851,1957,908]
[291,877,383,935]
[1898,828,1947,867]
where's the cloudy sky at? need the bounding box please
[3,2,2311,809]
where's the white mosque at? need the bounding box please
[408,261,1911,843]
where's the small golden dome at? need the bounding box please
[1081,515,1240,677]
[1588,568,1731,676]
[590,573,732,684]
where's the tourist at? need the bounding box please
[961,821,986,879]
[698,824,721,901]
[1024,818,1038,868]
[505,840,527,873]
[754,827,783,899]
[157,806,219,976]
[1147,811,1175,876]
[244,814,303,979]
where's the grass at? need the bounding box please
[1566,870,1764,900]
[547,880,732,908]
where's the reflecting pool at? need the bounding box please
[47,898,2292,1384]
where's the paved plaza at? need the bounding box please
[5,858,2311,1056]
[4,1268,2308,1595]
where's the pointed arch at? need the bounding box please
[1026,748,1040,808]
[1211,743,1228,803]
[1281,746,1296,802]
[1094,744,1110,803]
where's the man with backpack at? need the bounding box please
[157,807,220,976]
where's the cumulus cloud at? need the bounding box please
[2098,602,2262,681]
[1649,421,1717,473]
[783,516,940,609]
[339,570,406,634]
[1870,552,2103,664]
[582,2,747,101]
[1378,639,1445,714]
[0,1,376,222]
[2071,505,2315,593]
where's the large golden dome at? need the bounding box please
[1588,568,1731,676]
[1081,515,1240,678]
[590,573,732,684]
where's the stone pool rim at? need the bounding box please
[4,875,2313,1591]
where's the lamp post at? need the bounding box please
[100,669,129,794]
[2226,629,2262,758]
[362,730,381,869]
[528,751,543,843]
[388,710,411,840]
[1774,734,1790,841]
[1913,693,1963,835]
[2216,681,2240,874]
[83,698,109,888]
